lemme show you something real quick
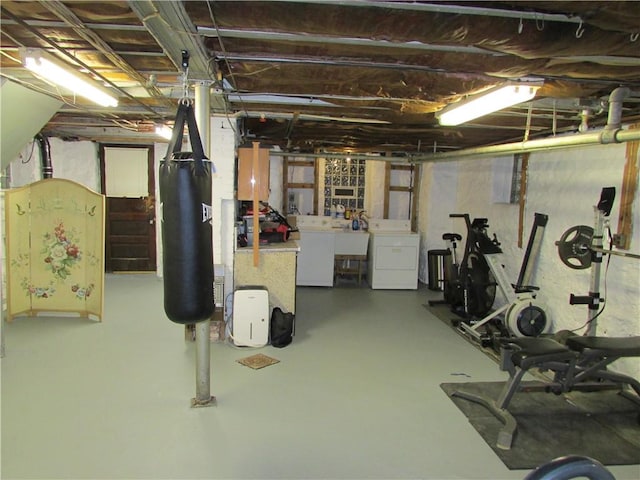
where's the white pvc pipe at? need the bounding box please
[413,87,636,163]
[411,127,640,163]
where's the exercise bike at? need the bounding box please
[429,221,496,318]
[444,213,551,343]
[442,215,498,320]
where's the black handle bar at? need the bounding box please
[449,213,471,229]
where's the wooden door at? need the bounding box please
[100,145,156,272]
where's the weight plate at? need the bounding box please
[556,225,594,269]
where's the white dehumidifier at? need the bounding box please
[232,287,269,347]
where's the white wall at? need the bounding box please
[6,138,99,191]
[417,143,640,378]
[209,115,240,305]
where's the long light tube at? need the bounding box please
[20,48,118,107]
[436,82,542,126]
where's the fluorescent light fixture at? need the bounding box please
[436,82,542,126]
[20,48,118,107]
[155,125,173,140]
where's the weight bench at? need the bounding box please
[452,335,640,450]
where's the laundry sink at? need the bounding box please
[334,231,370,255]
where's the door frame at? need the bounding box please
[99,143,156,272]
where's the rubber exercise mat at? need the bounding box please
[236,353,280,370]
[441,381,640,470]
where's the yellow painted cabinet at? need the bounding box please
[5,179,105,321]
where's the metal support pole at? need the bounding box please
[191,81,215,408]
[585,207,605,336]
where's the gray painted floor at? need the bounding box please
[1,273,639,480]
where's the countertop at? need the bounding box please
[298,226,370,233]
[235,239,300,253]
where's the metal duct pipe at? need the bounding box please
[36,134,53,178]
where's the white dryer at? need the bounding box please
[367,225,420,289]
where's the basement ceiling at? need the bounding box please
[1,1,639,155]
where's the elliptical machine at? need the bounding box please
[445,214,498,320]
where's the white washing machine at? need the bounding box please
[367,223,420,289]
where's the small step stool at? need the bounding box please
[334,254,367,286]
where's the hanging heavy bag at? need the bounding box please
[159,101,214,324]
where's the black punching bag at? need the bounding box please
[159,102,214,324]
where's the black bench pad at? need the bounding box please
[565,336,640,357]
[503,337,576,369]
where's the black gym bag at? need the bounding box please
[270,307,295,348]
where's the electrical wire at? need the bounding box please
[21,140,37,164]
[206,0,247,137]
[0,48,22,64]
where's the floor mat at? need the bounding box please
[236,353,280,370]
[441,381,640,470]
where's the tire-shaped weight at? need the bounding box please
[556,225,594,270]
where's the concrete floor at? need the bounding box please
[1,273,638,479]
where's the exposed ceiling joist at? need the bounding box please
[0,1,638,154]
[128,0,214,82]
[39,0,168,101]
[199,27,501,56]
[268,0,584,24]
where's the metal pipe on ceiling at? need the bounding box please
[128,0,213,82]
[200,27,498,56]
[269,0,585,25]
[211,53,503,78]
